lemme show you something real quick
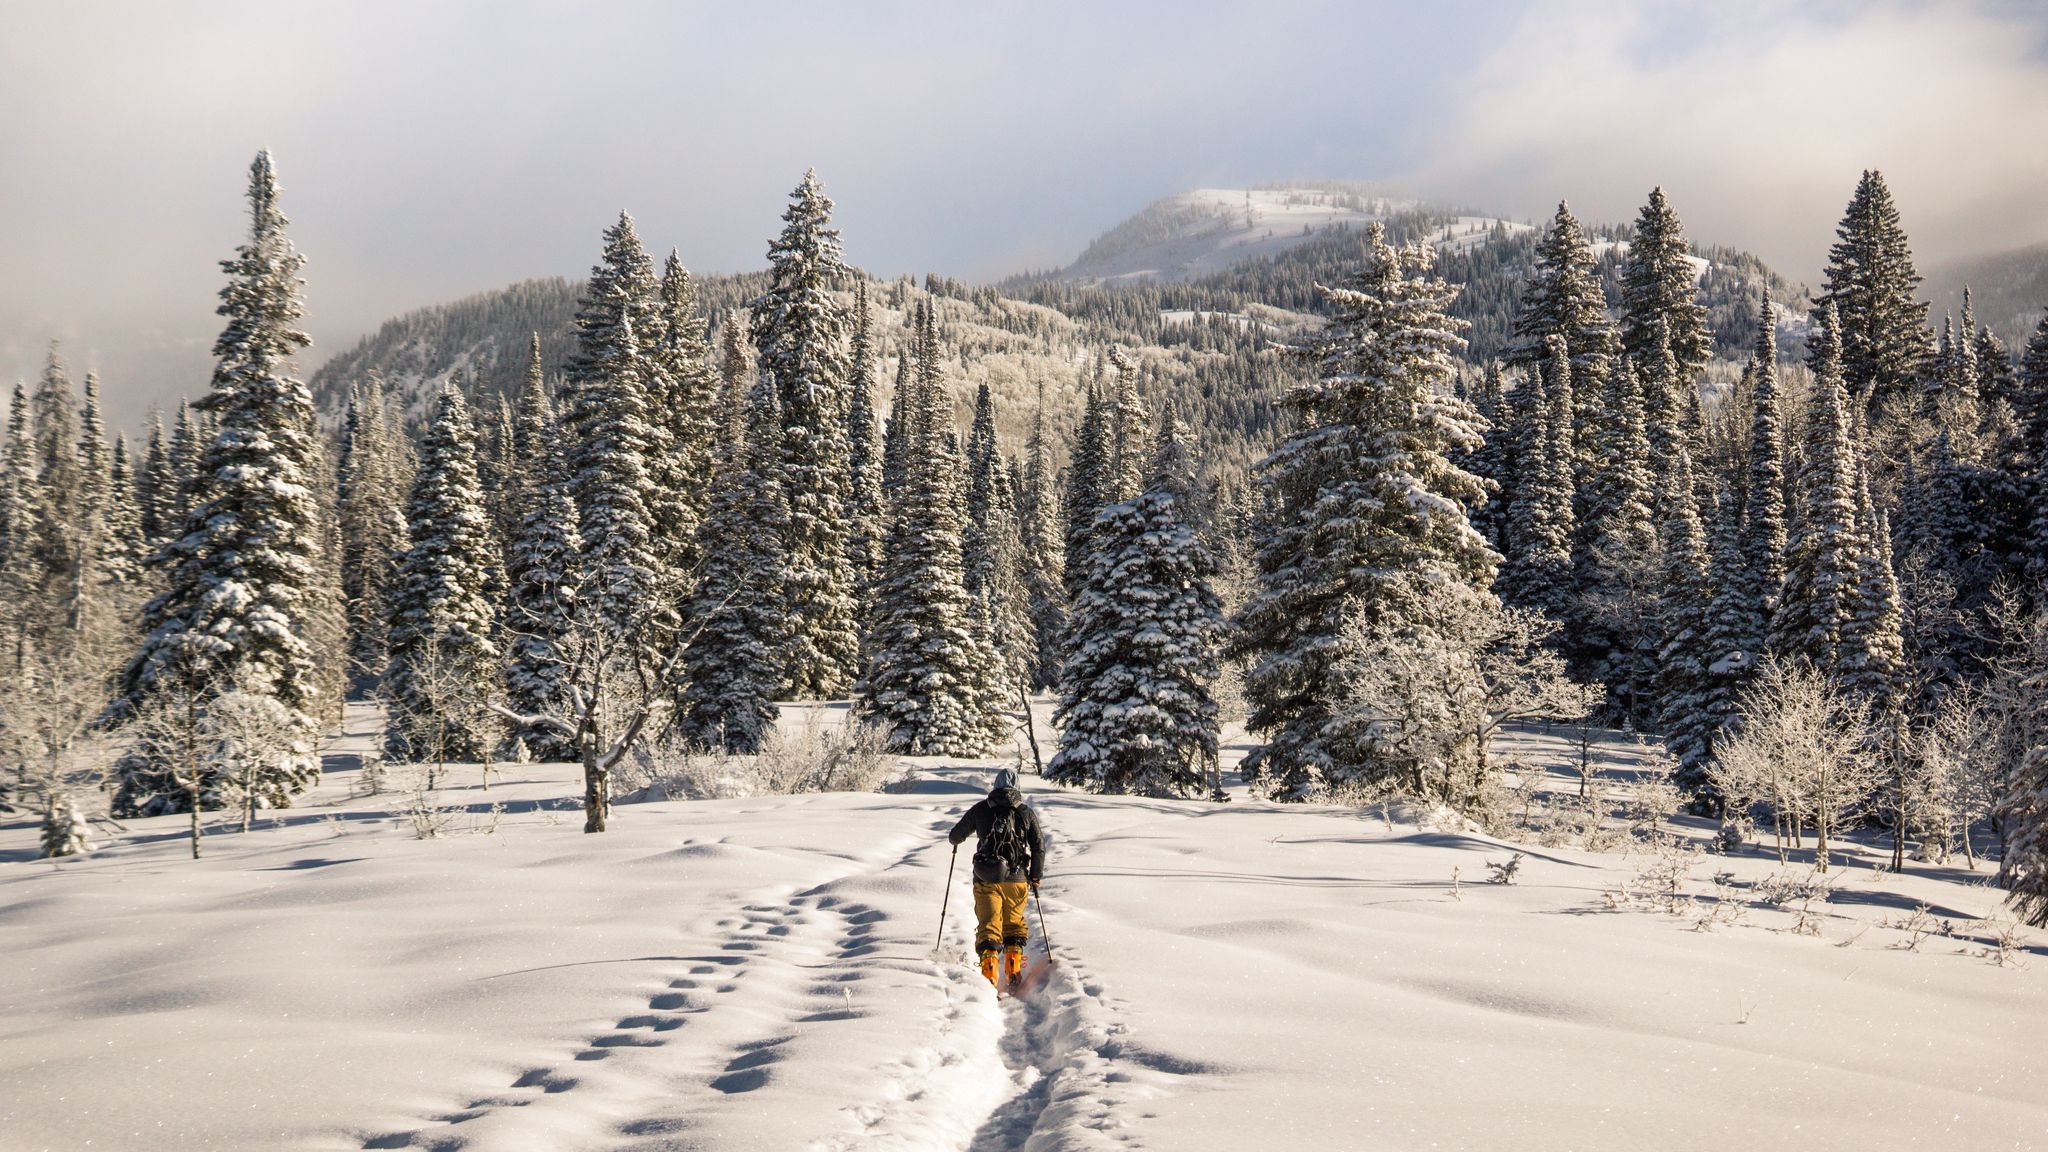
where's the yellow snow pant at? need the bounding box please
[972,881,1030,956]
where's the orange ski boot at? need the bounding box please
[1002,947,1026,992]
[979,952,999,987]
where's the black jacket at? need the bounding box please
[948,787,1044,884]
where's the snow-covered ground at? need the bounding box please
[1062,187,1412,285]
[5,705,2047,1150]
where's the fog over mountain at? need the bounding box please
[6,1,2048,425]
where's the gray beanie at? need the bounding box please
[992,768,1018,791]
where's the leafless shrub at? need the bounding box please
[1486,853,1524,885]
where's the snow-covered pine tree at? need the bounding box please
[1620,187,1711,387]
[101,436,147,588]
[645,251,720,584]
[29,348,87,613]
[753,170,860,697]
[1510,201,1616,468]
[1842,407,1905,708]
[1651,430,1714,780]
[336,375,411,687]
[1016,389,1067,690]
[844,282,886,623]
[1744,289,1790,652]
[1579,358,1660,724]
[38,790,93,858]
[857,301,1006,755]
[1817,170,1930,411]
[1102,347,1146,505]
[1774,305,1866,679]
[1690,478,1752,796]
[1233,223,1491,798]
[2005,743,2048,927]
[168,398,202,515]
[382,383,503,764]
[562,212,668,646]
[1051,408,1221,796]
[882,351,912,495]
[1464,360,1508,555]
[1502,344,1575,618]
[502,372,583,761]
[962,380,1004,657]
[678,368,786,753]
[77,372,109,508]
[2019,317,2048,580]
[115,151,323,816]
[1062,370,1110,601]
[138,410,177,547]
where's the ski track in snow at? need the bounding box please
[349,802,1166,1152]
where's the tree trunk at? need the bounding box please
[583,747,609,833]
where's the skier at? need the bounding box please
[947,768,1045,989]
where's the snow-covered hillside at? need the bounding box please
[1059,187,1407,285]
[5,705,2045,1151]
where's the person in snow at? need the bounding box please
[948,768,1045,987]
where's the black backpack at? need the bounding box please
[976,804,1030,874]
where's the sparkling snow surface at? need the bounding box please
[4,704,2047,1150]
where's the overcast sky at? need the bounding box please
[5,0,2047,424]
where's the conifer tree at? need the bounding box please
[645,251,720,583]
[0,384,38,669]
[101,436,147,588]
[1774,306,1865,677]
[1692,478,1753,794]
[116,151,323,816]
[882,351,912,496]
[29,348,87,608]
[1464,360,1508,554]
[1051,409,1221,796]
[2018,317,2048,579]
[1744,290,1789,650]
[1579,359,1659,722]
[1234,224,1491,797]
[168,398,202,515]
[502,375,582,761]
[1817,170,1929,410]
[844,282,887,620]
[679,370,787,752]
[753,170,860,697]
[858,301,1006,755]
[1062,372,1110,601]
[76,372,109,508]
[138,411,176,547]
[1102,347,1146,505]
[1620,187,1711,386]
[563,216,667,643]
[382,384,502,763]
[1510,201,1616,464]
[962,381,1004,647]
[1503,345,1574,617]
[337,376,411,686]
[1016,390,1067,690]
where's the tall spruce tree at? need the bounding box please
[1744,290,1789,653]
[502,370,583,761]
[1062,371,1111,601]
[857,301,1006,755]
[1620,187,1711,387]
[1817,170,1929,410]
[646,251,720,584]
[1464,360,1508,555]
[383,384,503,763]
[138,410,176,547]
[753,170,860,697]
[562,213,667,643]
[1051,409,1221,796]
[2019,317,2048,579]
[678,370,787,753]
[1233,224,1491,798]
[1510,201,1616,470]
[336,376,411,687]
[116,151,323,816]
[1017,390,1067,690]
[1502,345,1575,618]
[1579,358,1659,724]
[1774,306,1865,677]
[844,282,887,623]
[1102,347,1146,505]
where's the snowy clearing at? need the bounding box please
[4,705,2046,1151]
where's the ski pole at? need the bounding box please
[1031,883,1053,958]
[935,843,958,952]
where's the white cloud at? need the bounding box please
[1410,0,2048,280]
